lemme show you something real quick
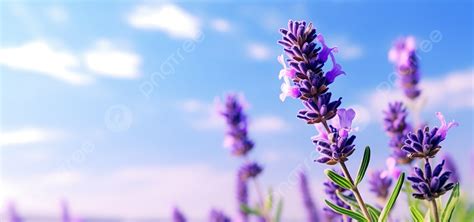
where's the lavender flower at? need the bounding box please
[402,112,457,159]
[388,36,421,99]
[312,109,356,165]
[323,170,353,221]
[236,172,249,222]
[277,20,344,123]
[61,201,71,222]
[209,209,232,222]
[6,202,22,222]
[407,160,455,200]
[298,171,319,222]
[383,102,413,163]
[441,153,459,183]
[368,170,393,199]
[220,94,254,157]
[238,162,263,181]
[172,207,186,222]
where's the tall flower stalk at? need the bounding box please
[298,171,320,222]
[277,20,405,222]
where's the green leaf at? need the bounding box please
[336,190,381,217]
[441,183,460,222]
[424,208,431,222]
[368,207,379,222]
[410,206,424,222]
[325,200,368,222]
[274,199,283,222]
[356,146,371,185]
[367,205,381,218]
[325,169,353,190]
[264,188,273,211]
[240,204,261,216]
[378,172,405,222]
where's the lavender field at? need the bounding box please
[1,1,473,222]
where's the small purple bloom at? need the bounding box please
[209,209,232,222]
[172,207,186,222]
[388,36,421,100]
[402,112,457,159]
[297,93,342,124]
[220,94,254,157]
[407,160,455,200]
[382,157,402,179]
[298,171,320,222]
[238,162,263,181]
[368,170,393,199]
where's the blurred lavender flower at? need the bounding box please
[172,207,187,222]
[238,162,263,180]
[441,153,459,183]
[219,94,254,157]
[6,202,22,222]
[209,209,232,222]
[298,171,319,222]
[236,173,249,222]
[277,20,344,123]
[388,36,421,99]
[61,201,71,222]
[383,102,413,164]
[312,109,356,165]
[368,170,393,199]
[407,160,454,200]
[323,170,353,221]
[402,112,457,159]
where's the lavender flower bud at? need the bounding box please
[209,209,232,222]
[388,36,421,100]
[407,160,454,200]
[368,170,393,199]
[238,162,263,181]
[298,171,319,222]
[297,93,342,124]
[6,202,22,222]
[172,207,186,222]
[383,102,413,164]
[220,94,254,157]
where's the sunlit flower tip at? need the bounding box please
[383,157,402,179]
[435,112,458,140]
[316,34,336,64]
[209,209,232,222]
[407,160,454,200]
[277,55,296,79]
[336,108,355,129]
[280,81,301,102]
[310,123,330,143]
[368,170,393,199]
[238,162,263,181]
[297,92,342,124]
[172,207,187,222]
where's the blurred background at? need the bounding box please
[0,0,473,221]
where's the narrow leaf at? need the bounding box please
[240,204,261,216]
[410,206,424,222]
[368,207,379,222]
[378,172,405,222]
[325,169,352,190]
[441,183,460,222]
[336,190,381,217]
[325,200,368,222]
[356,146,371,185]
[274,199,283,222]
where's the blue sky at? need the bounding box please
[0,0,473,220]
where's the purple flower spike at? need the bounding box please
[209,209,232,222]
[172,207,186,222]
[298,171,320,222]
[220,94,254,157]
[388,36,421,100]
[407,160,454,200]
[237,172,248,222]
[323,170,353,221]
[383,102,413,163]
[238,162,263,181]
[402,113,457,159]
[6,202,22,222]
[368,170,393,199]
[297,93,342,124]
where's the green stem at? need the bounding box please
[340,161,372,221]
[431,199,440,222]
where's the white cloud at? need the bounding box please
[0,41,92,85]
[0,128,62,147]
[84,40,141,79]
[178,99,210,113]
[127,3,201,39]
[210,18,231,33]
[246,43,272,61]
[331,37,363,60]
[250,115,288,133]
[45,5,68,23]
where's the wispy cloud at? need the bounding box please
[246,43,272,61]
[210,18,231,33]
[0,41,92,85]
[331,37,364,60]
[84,40,141,79]
[127,3,201,39]
[0,128,63,147]
[45,5,68,24]
[250,115,288,133]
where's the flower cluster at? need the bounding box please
[220,94,254,156]
[407,160,455,200]
[277,20,344,124]
[299,171,319,222]
[388,36,421,99]
[209,209,232,222]
[383,102,413,163]
[402,112,458,159]
[323,170,353,221]
[368,170,393,200]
